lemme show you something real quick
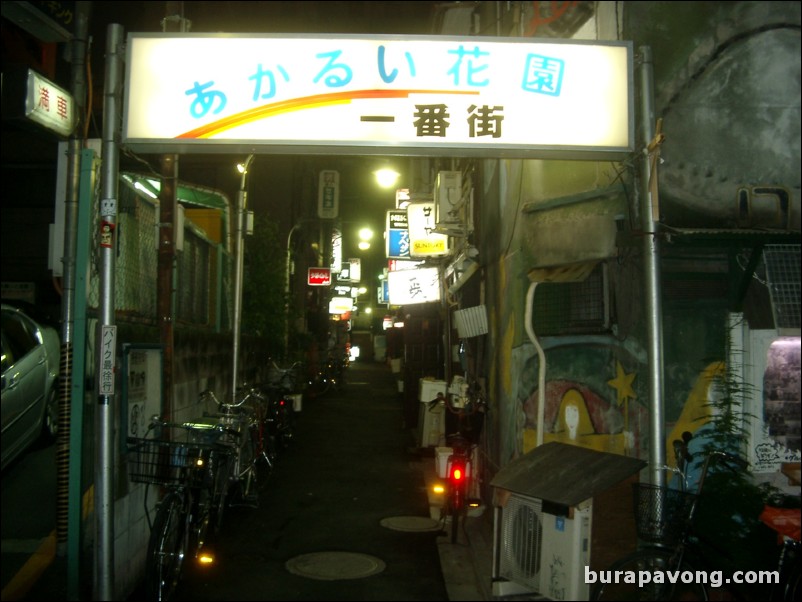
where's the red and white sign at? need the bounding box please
[308,267,331,286]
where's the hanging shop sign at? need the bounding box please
[21,69,75,137]
[407,200,450,258]
[308,267,331,286]
[386,209,410,259]
[318,170,340,219]
[329,296,354,314]
[123,33,633,159]
[387,266,441,305]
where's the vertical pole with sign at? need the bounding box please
[317,170,339,355]
[318,170,339,219]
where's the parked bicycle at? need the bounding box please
[442,430,475,543]
[126,415,239,601]
[435,377,485,543]
[201,387,272,507]
[305,356,341,398]
[589,435,798,602]
[261,360,301,454]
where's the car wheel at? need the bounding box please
[42,385,59,441]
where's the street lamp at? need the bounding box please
[232,154,254,401]
[374,167,400,188]
[357,226,373,250]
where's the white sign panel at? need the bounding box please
[99,325,117,395]
[329,296,354,314]
[349,258,361,283]
[123,34,633,158]
[387,266,441,305]
[25,69,75,137]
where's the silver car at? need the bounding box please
[1,303,60,471]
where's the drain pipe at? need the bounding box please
[638,46,666,487]
[524,281,547,447]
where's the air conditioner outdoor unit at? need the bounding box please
[496,493,592,601]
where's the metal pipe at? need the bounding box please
[232,154,254,401]
[284,223,301,357]
[525,281,547,447]
[60,7,92,597]
[638,46,666,486]
[95,22,124,601]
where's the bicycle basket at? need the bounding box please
[126,435,214,487]
[633,483,697,545]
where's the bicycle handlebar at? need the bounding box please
[270,360,302,372]
[201,388,259,413]
[146,414,241,439]
[664,434,750,493]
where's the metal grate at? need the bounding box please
[532,263,609,335]
[763,244,801,330]
[453,305,488,338]
[498,494,543,590]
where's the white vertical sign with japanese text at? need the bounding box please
[99,325,117,395]
[407,201,450,258]
[123,34,633,159]
[318,170,340,219]
[25,69,75,137]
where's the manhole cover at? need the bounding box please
[285,551,386,580]
[380,515,440,532]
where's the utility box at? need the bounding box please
[418,401,445,448]
[490,442,646,601]
[418,378,447,402]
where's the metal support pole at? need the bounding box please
[95,22,124,601]
[638,46,666,487]
[232,154,254,401]
[284,223,301,358]
[61,8,91,597]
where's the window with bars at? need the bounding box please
[763,244,801,332]
[531,263,610,336]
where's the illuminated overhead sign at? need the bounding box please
[377,280,389,304]
[407,201,450,258]
[329,296,354,314]
[308,267,331,286]
[123,33,633,159]
[349,258,361,283]
[386,209,410,259]
[387,266,441,305]
[24,69,75,137]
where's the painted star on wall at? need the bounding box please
[608,360,636,407]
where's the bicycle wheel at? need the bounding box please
[449,483,466,544]
[188,486,213,558]
[450,502,461,544]
[590,548,708,601]
[146,491,189,602]
[229,427,263,505]
[209,448,235,531]
[306,371,331,398]
[275,401,295,451]
[777,559,800,602]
